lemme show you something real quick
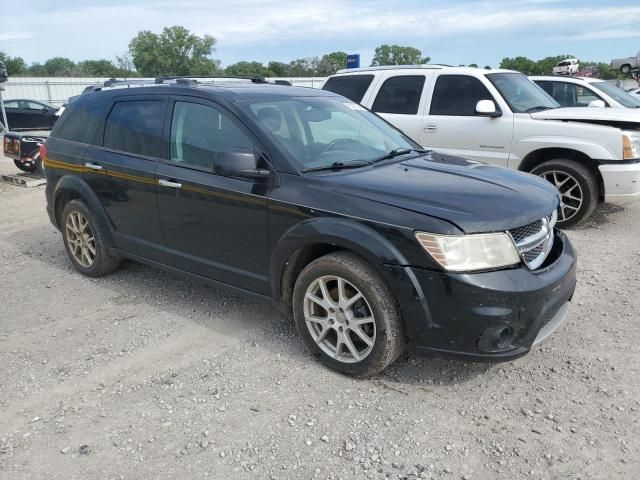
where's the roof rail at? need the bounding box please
[154,75,268,84]
[335,64,448,74]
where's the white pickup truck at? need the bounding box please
[322,65,640,227]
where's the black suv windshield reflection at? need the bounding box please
[240,96,417,172]
[487,73,559,113]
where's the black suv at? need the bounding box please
[43,78,577,376]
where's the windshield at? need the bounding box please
[590,82,640,108]
[487,73,559,113]
[241,96,417,171]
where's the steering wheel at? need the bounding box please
[323,138,359,152]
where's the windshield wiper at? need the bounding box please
[370,147,427,164]
[525,106,554,113]
[302,160,371,173]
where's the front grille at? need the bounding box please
[508,211,557,270]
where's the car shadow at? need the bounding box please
[7,222,490,387]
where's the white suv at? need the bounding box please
[530,76,640,109]
[322,65,640,227]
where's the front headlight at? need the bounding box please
[415,231,520,272]
[623,131,640,160]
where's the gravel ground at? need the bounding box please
[0,157,638,480]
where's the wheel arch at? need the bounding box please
[518,148,604,201]
[52,175,115,247]
[270,218,410,309]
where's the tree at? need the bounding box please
[499,56,539,74]
[286,57,319,76]
[371,45,430,66]
[0,51,27,76]
[43,57,77,76]
[78,59,118,77]
[267,61,289,77]
[129,26,220,76]
[224,61,273,77]
[468,63,479,68]
[316,51,348,76]
[115,53,137,76]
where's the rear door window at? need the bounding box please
[371,75,426,115]
[430,75,494,116]
[322,75,374,103]
[104,100,166,158]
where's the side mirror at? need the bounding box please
[215,149,270,179]
[587,99,606,108]
[475,100,501,117]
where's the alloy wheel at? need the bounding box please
[539,170,583,223]
[303,275,376,363]
[65,211,96,267]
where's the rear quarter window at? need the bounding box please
[322,75,374,103]
[51,102,111,145]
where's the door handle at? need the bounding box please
[158,179,182,189]
[423,124,438,133]
[84,162,103,171]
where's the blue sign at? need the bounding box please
[346,54,360,69]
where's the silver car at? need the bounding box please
[611,51,640,74]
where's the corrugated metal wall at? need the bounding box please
[1,77,328,106]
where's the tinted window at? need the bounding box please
[535,81,602,107]
[430,75,494,116]
[4,100,19,109]
[372,76,425,115]
[322,75,374,103]
[53,102,111,144]
[22,101,45,110]
[170,101,253,170]
[104,101,165,157]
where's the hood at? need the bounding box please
[531,107,640,123]
[317,152,559,234]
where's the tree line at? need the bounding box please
[0,26,429,78]
[0,25,624,79]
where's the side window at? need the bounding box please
[23,101,44,110]
[170,101,253,170]
[322,75,374,103]
[104,100,165,158]
[430,75,494,116]
[53,102,111,144]
[4,100,19,109]
[545,82,601,107]
[372,76,425,115]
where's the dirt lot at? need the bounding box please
[0,157,638,480]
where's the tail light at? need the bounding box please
[39,143,47,161]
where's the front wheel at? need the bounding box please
[620,64,631,75]
[531,159,598,228]
[292,252,405,377]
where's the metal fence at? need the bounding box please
[1,77,328,106]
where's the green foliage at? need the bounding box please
[224,61,274,78]
[316,52,348,76]
[371,45,430,66]
[0,51,27,76]
[78,59,118,76]
[43,57,77,76]
[129,26,219,76]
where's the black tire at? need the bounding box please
[620,64,631,75]
[292,251,405,377]
[531,159,598,228]
[13,159,38,173]
[61,199,120,277]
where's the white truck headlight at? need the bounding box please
[623,131,640,160]
[415,232,520,272]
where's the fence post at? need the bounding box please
[45,80,53,104]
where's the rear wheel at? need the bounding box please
[531,159,598,228]
[13,158,40,173]
[620,64,632,75]
[292,252,405,377]
[61,200,120,277]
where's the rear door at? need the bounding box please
[155,97,271,294]
[4,100,24,129]
[419,73,514,166]
[369,73,431,142]
[85,96,167,261]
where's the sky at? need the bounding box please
[1,0,640,69]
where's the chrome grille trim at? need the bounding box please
[508,210,557,270]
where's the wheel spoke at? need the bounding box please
[318,278,335,308]
[343,332,361,361]
[344,292,363,309]
[305,292,330,312]
[351,325,374,347]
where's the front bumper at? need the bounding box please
[385,230,577,362]
[599,162,640,203]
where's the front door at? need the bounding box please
[420,74,514,166]
[156,98,271,294]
